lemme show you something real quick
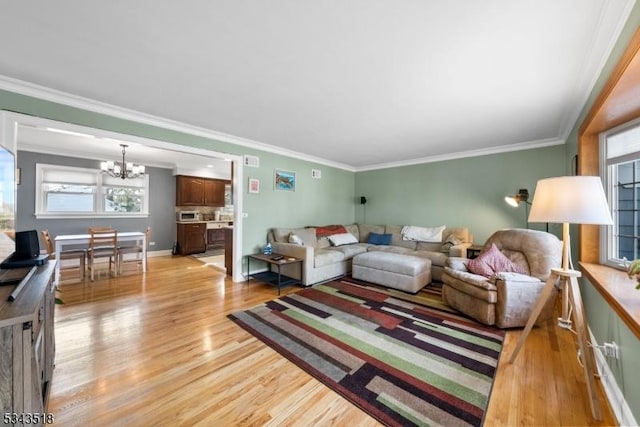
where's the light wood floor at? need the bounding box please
[48,256,617,426]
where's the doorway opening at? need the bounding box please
[0,111,245,282]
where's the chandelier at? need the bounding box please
[100,144,146,179]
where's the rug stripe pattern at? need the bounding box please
[229,278,504,427]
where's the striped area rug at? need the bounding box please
[229,277,504,426]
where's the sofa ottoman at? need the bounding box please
[352,252,432,293]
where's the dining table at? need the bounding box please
[53,231,147,284]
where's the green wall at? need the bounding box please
[355,144,567,243]
[562,4,640,423]
[241,150,355,255]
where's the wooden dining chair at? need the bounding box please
[87,227,118,281]
[118,226,151,275]
[41,229,86,281]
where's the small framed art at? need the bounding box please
[248,178,260,194]
[274,169,295,191]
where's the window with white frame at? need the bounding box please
[600,118,640,267]
[36,164,149,218]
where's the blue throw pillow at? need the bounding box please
[367,232,392,245]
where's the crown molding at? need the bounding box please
[355,137,565,172]
[0,75,354,172]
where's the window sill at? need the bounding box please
[35,213,149,219]
[580,262,640,339]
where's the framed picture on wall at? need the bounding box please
[274,169,295,191]
[248,178,260,194]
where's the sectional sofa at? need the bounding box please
[267,223,473,286]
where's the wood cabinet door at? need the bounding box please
[178,223,206,254]
[176,176,204,206]
[204,179,226,207]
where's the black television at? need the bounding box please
[1,230,47,269]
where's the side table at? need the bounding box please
[247,253,303,295]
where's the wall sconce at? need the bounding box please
[358,196,368,223]
[504,189,529,207]
[505,189,531,228]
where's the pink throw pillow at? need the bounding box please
[466,243,526,277]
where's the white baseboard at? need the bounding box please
[589,330,637,426]
[147,249,172,257]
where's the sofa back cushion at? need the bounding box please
[344,224,360,241]
[311,224,351,248]
[272,227,318,248]
[385,225,418,250]
[444,227,471,244]
[415,241,441,252]
[415,226,471,252]
[357,224,385,243]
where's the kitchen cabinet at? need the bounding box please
[176,175,228,207]
[204,179,226,207]
[177,223,206,254]
[0,262,56,419]
[176,176,204,206]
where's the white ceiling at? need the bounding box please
[0,1,635,171]
[16,124,233,179]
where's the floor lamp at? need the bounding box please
[508,176,613,421]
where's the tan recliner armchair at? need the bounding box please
[441,229,563,328]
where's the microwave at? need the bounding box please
[177,211,200,221]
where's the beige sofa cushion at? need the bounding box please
[444,227,471,243]
[358,224,385,243]
[315,249,345,267]
[344,224,360,241]
[367,245,415,255]
[327,243,370,259]
[412,250,449,268]
[273,227,318,248]
[385,225,418,250]
[415,226,472,252]
[415,241,441,252]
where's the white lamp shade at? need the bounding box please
[528,176,613,225]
